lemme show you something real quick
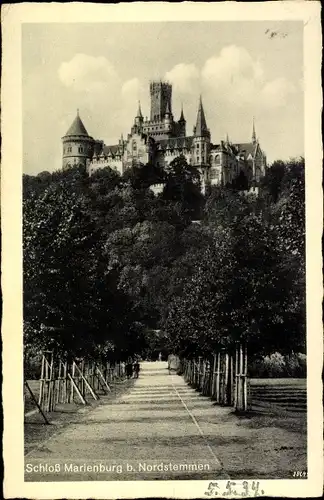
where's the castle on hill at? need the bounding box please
[62,80,267,192]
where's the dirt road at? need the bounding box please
[25,361,306,481]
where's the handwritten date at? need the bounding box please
[205,480,265,497]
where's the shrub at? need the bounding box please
[249,351,306,378]
[24,350,42,379]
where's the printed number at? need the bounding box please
[293,471,307,478]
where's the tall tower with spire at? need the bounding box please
[192,96,211,192]
[193,97,210,162]
[164,100,172,132]
[252,117,257,145]
[177,104,186,137]
[132,101,144,134]
[62,110,94,170]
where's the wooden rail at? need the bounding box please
[182,344,249,411]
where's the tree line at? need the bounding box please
[23,156,305,364]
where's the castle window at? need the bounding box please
[196,143,200,149]
[214,155,220,165]
[78,146,83,153]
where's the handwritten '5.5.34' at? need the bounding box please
[204,480,265,497]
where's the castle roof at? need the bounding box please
[157,136,194,150]
[64,111,90,137]
[252,117,256,144]
[179,105,185,122]
[210,141,259,160]
[235,142,258,159]
[137,101,143,119]
[103,145,120,156]
[194,96,208,137]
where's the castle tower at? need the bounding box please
[192,96,211,192]
[164,100,172,131]
[132,101,144,134]
[178,104,186,137]
[62,110,94,170]
[135,101,143,126]
[150,81,172,121]
[252,117,257,145]
[193,96,210,164]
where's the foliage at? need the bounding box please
[122,162,166,190]
[162,155,204,221]
[23,157,306,366]
[248,352,306,378]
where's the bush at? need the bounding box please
[24,350,42,379]
[285,352,306,377]
[249,352,306,378]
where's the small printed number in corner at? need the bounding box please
[293,471,307,478]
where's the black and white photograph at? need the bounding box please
[2,2,322,498]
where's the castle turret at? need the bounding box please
[192,96,211,193]
[132,101,144,134]
[164,101,172,131]
[193,96,210,164]
[252,116,257,145]
[193,96,210,139]
[62,110,94,170]
[177,104,186,137]
[135,101,143,125]
[164,100,171,118]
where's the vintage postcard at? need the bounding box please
[1,2,323,498]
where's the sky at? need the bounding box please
[22,21,304,175]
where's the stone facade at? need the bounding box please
[62,81,267,192]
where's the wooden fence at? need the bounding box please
[27,351,127,418]
[181,344,250,411]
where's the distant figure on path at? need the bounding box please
[133,361,140,378]
[168,354,179,374]
[126,359,133,379]
[158,352,162,361]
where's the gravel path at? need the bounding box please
[25,361,307,481]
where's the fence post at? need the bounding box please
[234,343,247,412]
[224,353,230,405]
[39,354,45,406]
[244,345,248,411]
[201,359,205,392]
[210,354,216,399]
[234,346,238,409]
[216,351,221,403]
[70,361,75,403]
[239,343,244,410]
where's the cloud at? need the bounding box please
[55,47,299,158]
[58,54,119,92]
[202,45,263,86]
[201,45,264,107]
[121,78,142,105]
[201,45,295,110]
[165,63,199,94]
[260,77,296,107]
